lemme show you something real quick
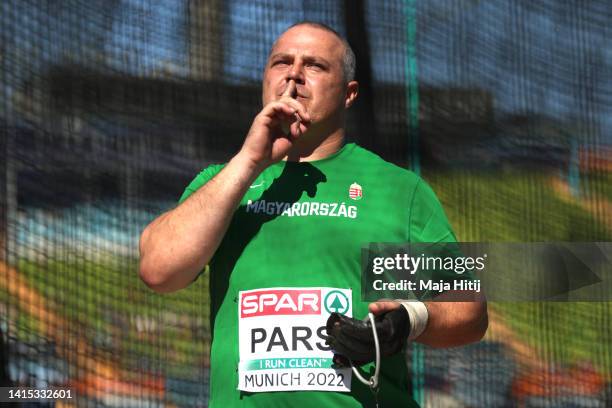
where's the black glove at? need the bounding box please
[325,307,410,367]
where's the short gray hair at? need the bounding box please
[279,21,356,82]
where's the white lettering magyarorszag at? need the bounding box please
[245,200,358,218]
[237,287,353,393]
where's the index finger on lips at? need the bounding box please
[280,81,310,122]
[282,79,297,98]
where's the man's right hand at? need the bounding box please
[238,80,311,170]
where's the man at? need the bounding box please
[139,22,487,407]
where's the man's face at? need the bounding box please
[262,25,348,127]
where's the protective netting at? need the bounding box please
[1,0,611,406]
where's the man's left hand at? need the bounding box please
[325,301,410,367]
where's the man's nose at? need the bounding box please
[287,61,305,84]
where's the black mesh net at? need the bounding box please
[1,1,611,406]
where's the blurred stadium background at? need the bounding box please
[1,1,611,406]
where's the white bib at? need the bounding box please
[237,287,353,392]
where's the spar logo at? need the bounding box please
[323,290,350,315]
[240,289,321,318]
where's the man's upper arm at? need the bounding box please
[406,177,487,343]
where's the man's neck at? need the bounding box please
[285,129,345,162]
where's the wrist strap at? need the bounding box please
[395,300,429,341]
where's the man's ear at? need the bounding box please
[345,81,359,108]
